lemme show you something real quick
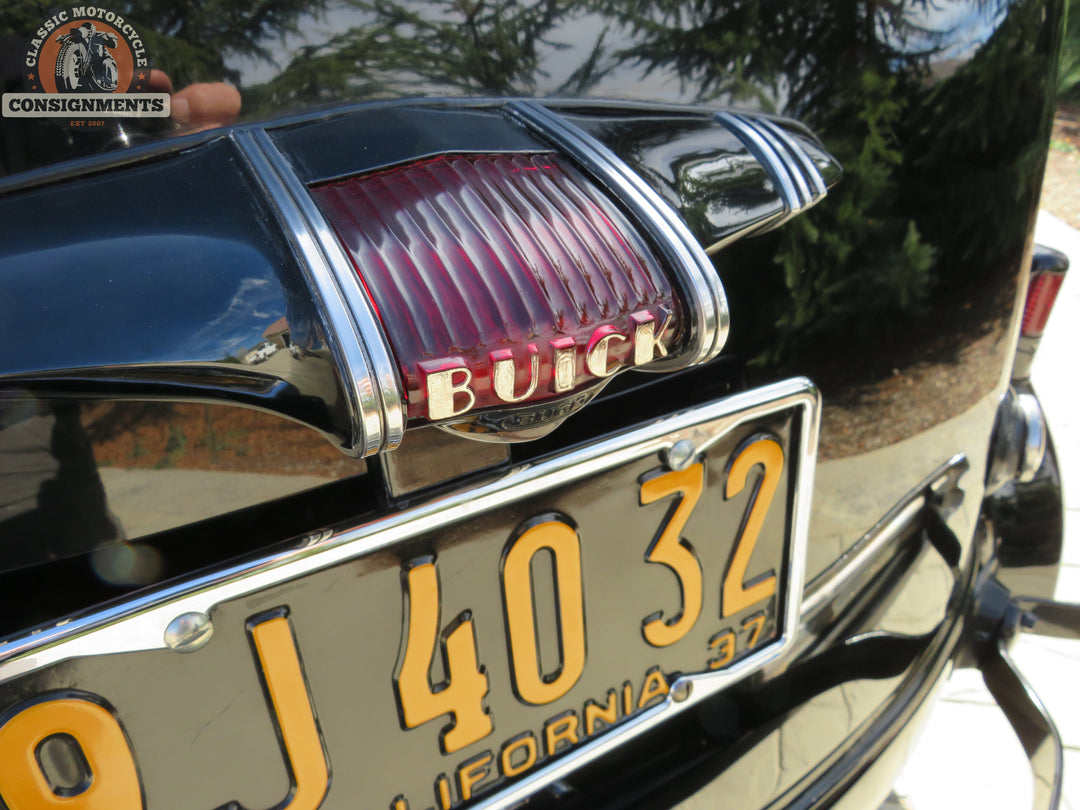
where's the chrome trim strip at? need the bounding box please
[1016,392,1047,483]
[801,500,923,623]
[735,114,814,207]
[504,100,730,366]
[715,111,804,219]
[0,378,817,810]
[800,454,969,621]
[232,129,405,455]
[251,129,406,451]
[756,116,828,200]
[230,130,387,455]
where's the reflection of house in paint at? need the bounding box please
[263,316,291,350]
[244,317,291,364]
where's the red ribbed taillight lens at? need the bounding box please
[1021,270,1065,338]
[311,154,683,430]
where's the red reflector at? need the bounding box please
[311,154,683,425]
[1021,271,1065,337]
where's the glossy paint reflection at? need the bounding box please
[0,0,1054,463]
[0,140,355,450]
[0,0,1051,602]
[0,398,368,574]
[0,3,1063,805]
[0,234,286,372]
[0,400,122,571]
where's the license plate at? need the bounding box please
[0,379,818,810]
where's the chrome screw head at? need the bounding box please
[664,439,696,471]
[164,612,213,653]
[672,680,692,703]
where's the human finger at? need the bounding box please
[171,82,241,126]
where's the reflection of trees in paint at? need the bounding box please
[3,0,1052,362]
[227,0,1051,362]
[241,0,586,111]
[591,0,1046,360]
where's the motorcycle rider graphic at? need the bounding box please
[55,22,119,92]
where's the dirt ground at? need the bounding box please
[1041,104,1080,228]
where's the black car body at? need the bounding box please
[0,1,1071,808]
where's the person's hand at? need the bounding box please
[149,69,241,129]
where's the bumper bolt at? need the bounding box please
[164,611,214,653]
[664,439,696,471]
[672,680,692,702]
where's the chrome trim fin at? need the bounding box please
[756,116,829,200]
[715,111,829,230]
[504,100,730,366]
[231,129,405,455]
[748,117,814,207]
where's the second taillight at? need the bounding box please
[1013,245,1069,381]
[1021,268,1066,338]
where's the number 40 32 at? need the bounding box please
[393,433,785,754]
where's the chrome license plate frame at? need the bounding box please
[0,378,819,810]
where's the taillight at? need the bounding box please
[1013,245,1069,381]
[311,153,684,435]
[1021,268,1065,338]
